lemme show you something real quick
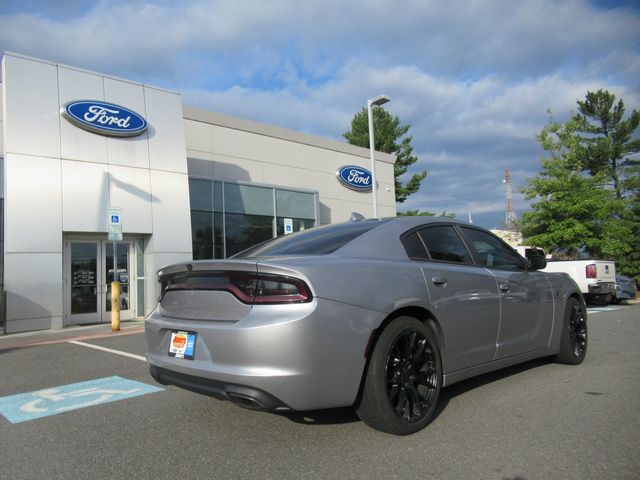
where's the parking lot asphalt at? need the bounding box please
[0,304,638,480]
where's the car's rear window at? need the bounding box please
[232,220,388,258]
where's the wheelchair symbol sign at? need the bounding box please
[0,376,163,423]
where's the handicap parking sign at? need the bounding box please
[0,376,162,424]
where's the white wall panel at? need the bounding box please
[104,78,150,169]
[62,160,109,232]
[145,87,187,173]
[149,170,192,253]
[5,153,62,253]
[184,119,212,153]
[211,153,263,183]
[58,66,108,164]
[3,55,60,157]
[108,164,153,233]
[187,152,214,179]
[4,252,63,323]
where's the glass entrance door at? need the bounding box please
[65,239,133,325]
[69,242,100,325]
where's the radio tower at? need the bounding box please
[503,168,518,230]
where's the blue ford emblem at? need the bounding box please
[61,100,147,137]
[336,165,373,191]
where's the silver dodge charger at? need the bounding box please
[145,217,587,435]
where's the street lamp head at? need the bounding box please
[369,94,391,107]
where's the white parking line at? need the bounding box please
[68,340,147,362]
[587,306,627,314]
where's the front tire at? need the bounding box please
[356,316,442,435]
[555,297,588,365]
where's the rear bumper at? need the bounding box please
[145,298,384,411]
[149,365,290,411]
[587,282,615,294]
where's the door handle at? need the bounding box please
[499,283,510,292]
[431,276,447,286]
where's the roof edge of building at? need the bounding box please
[183,105,397,165]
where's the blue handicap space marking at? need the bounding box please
[0,376,163,424]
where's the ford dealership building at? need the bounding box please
[0,52,397,334]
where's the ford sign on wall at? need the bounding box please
[336,165,373,191]
[61,100,148,137]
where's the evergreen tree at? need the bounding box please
[522,90,639,280]
[344,107,427,203]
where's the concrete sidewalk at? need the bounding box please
[0,319,145,351]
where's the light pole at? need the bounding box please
[367,94,390,218]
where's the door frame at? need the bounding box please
[64,235,138,326]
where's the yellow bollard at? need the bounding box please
[111,281,121,332]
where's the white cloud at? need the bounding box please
[1,0,638,227]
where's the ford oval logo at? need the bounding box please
[61,100,147,137]
[336,165,373,191]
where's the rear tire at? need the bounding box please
[555,297,587,365]
[356,316,442,435]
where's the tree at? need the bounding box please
[521,90,639,280]
[397,209,455,217]
[521,117,631,258]
[344,106,427,203]
[573,89,640,199]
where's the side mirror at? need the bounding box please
[528,255,547,270]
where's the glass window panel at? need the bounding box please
[193,242,213,260]
[71,243,98,315]
[71,286,97,314]
[418,226,472,264]
[105,243,129,283]
[225,213,274,257]
[276,217,315,237]
[189,178,213,212]
[224,184,274,216]
[402,232,429,260]
[460,227,525,270]
[213,212,224,258]
[191,211,213,244]
[213,181,223,212]
[276,190,316,220]
[137,279,145,317]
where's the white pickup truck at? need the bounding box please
[515,247,616,305]
[542,260,616,305]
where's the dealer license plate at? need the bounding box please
[168,330,197,360]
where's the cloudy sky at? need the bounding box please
[1,0,639,228]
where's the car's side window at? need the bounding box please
[402,232,429,260]
[418,226,473,264]
[459,227,525,270]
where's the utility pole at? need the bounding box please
[503,169,518,230]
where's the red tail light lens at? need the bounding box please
[160,271,312,304]
[585,264,597,279]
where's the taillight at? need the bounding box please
[585,264,597,279]
[160,271,312,304]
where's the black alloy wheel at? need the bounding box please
[555,297,588,365]
[356,316,442,435]
[385,330,438,423]
[568,304,587,358]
